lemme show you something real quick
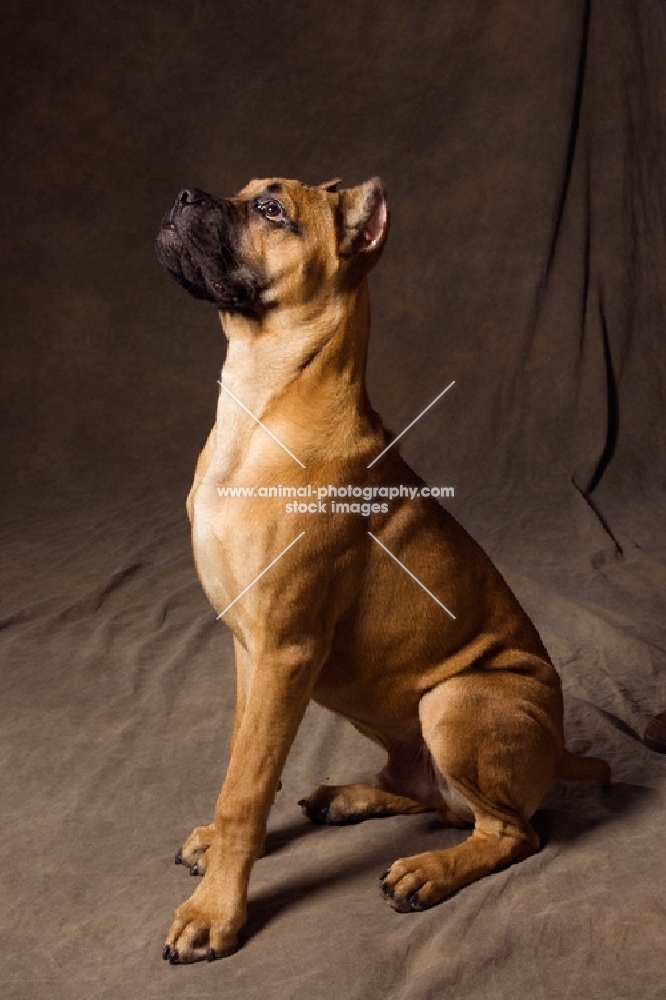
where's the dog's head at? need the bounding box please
[155,176,389,317]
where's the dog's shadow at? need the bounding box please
[241,779,652,948]
[533,779,654,844]
[262,818,316,857]
[244,814,432,946]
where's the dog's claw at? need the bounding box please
[298,798,327,824]
[206,948,217,962]
[408,891,422,911]
[162,945,171,961]
[190,863,199,876]
[380,880,394,901]
[174,848,182,865]
[168,948,180,965]
[379,870,389,881]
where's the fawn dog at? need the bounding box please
[155,175,610,963]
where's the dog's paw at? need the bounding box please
[298,782,429,825]
[163,884,240,965]
[185,848,209,877]
[298,785,368,825]
[379,852,453,913]
[175,824,215,871]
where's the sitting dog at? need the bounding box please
[155,175,610,964]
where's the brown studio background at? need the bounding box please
[1,2,666,998]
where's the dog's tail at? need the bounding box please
[555,749,611,785]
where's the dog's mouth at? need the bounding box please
[155,188,263,312]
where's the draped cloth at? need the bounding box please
[1,2,665,996]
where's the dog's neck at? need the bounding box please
[208,279,382,475]
[217,280,375,428]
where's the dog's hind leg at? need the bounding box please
[380,666,562,912]
[379,812,538,911]
[298,782,430,825]
[298,737,470,827]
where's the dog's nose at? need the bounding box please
[177,187,210,208]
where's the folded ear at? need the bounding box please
[318,178,342,193]
[338,177,389,257]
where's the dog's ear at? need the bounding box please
[318,178,342,193]
[338,177,389,258]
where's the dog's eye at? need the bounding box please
[257,199,285,222]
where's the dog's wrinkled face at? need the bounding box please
[155,177,389,316]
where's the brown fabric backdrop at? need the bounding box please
[1,2,665,997]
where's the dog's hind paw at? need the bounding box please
[380,829,537,912]
[298,782,428,825]
[298,785,366,825]
[379,856,437,912]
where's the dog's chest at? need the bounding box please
[188,429,303,621]
[189,487,231,611]
[189,469,258,615]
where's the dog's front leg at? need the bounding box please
[164,643,320,964]
[175,638,253,874]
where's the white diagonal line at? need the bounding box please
[217,531,306,619]
[367,380,455,468]
[218,380,306,468]
[367,531,456,619]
